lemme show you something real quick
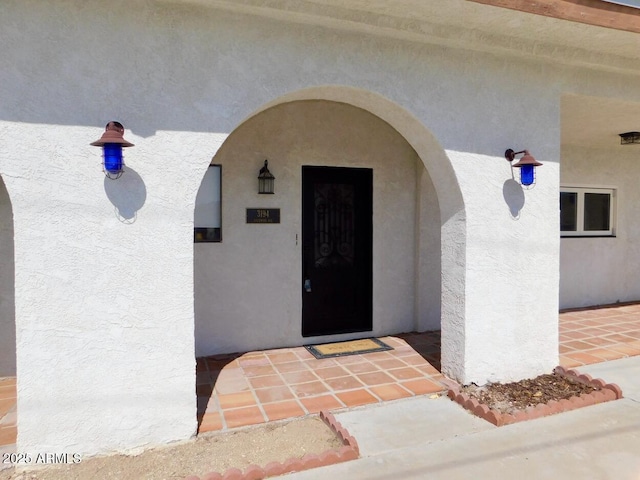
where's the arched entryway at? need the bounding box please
[193,86,466,382]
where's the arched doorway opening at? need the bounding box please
[193,87,466,383]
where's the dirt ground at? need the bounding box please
[462,373,598,414]
[0,416,343,480]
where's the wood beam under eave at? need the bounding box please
[467,0,640,34]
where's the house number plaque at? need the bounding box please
[246,208,280,224]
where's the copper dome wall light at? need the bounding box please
[505,149,542,188]
[90,121,135,180]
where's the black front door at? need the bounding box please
[302,166,372,337]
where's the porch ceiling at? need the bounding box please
[161,0,640,74]
[562,94,640,148]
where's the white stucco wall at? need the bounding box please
[194,100,437,355]
[0,176,15,377]
[1,123,202,455]
[560,145,640,309]
[5,0,623,455]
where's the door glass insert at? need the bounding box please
[314,183,354,267]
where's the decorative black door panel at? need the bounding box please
[302,167,372,337]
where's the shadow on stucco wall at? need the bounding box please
[104,167,147,223]
[503,179,525,219]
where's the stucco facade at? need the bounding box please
[0,0,639,458]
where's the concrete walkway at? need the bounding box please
[284,356,640,479]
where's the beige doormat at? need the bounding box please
[305,338,393,359]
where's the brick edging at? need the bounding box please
[184,411,359,480]
[447,366,623,427]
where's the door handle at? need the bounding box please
[304,279,312,292]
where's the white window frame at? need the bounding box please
[560,186,616,237]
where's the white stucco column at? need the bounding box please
[0,124,224,456]
[441,146,560,384]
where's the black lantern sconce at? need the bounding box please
[90,121,134,180]
[619,132,640,145]
[258,159,275,194]
[505,149,542,187]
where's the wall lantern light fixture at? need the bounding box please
[619,131,640,145]
[505,148,542,187]
[258,159,275,194]
[90,121,135,180]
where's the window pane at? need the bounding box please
[560,192,577,231]
[584,193,610,231]
[194,165,222,242]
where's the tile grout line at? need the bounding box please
[239,358,270,426]
[214,356,265,429]
[300,357,366,399]
[265,350,310,418]
[305,352,400,409]
[211,391,228,431]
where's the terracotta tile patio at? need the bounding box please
[558,302,640,367]
[195,333,444,434]
[2,302,640,448]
